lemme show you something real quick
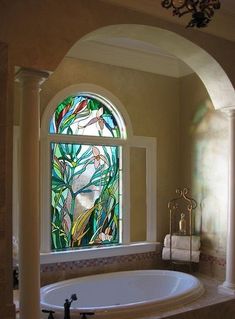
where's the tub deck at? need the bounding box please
[14,273,235,319]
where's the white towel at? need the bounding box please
[162,247,200,263]
[164,234,201,251]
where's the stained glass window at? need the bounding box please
[49,94,123,250]
[49,95,122,138]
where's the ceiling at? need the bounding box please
[67,34,193,78]
[66,0,234,78]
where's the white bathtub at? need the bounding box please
[40,270,204,318]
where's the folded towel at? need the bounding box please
[162,247,200,263]
[164,234,201,251]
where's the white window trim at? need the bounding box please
[40,135,130,252]
[40,135,157,260]
[12,83,157,264]
[128,136,157,242]
[13,137,157,263]
[40,242,160,264]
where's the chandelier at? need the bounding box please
[161,0,221,28]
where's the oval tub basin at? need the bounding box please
[40,270,204,318]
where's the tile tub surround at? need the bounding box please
[40,251,161,286]
[147,274,235,319]
[199,252,226,281]
[40,248,227,285]
[161,247,226,281]
[15,274,235,319]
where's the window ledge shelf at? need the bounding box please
[40,242,160,264]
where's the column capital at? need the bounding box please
[220,106,235,118]
[15,67,49,88]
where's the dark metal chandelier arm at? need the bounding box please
[161,0,221,28]
[161,0,173,9]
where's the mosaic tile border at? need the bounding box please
[40,249,226,285]
[40,251,161,285]
[40,251,226,272]
[199,252,226,280]
[200,253,226,267]
[41,251,159,273]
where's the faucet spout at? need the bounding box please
[64,293,78,319]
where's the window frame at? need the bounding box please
[40,84,157,261]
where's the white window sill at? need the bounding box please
[40,242,160,264]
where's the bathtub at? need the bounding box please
[40,270,204,318]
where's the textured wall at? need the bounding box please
[130,148,146,241]
[179,73,228,279]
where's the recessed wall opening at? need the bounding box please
[11,20,235,319]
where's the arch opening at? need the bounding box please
[65,24,235,110]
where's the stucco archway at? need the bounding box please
[61,24,235,294]
[66,24,235,111]
[64,24,235,294]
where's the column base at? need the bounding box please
[218,281,235,295]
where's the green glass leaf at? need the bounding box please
[51,175,65,186]
[55,96,73,122]
[60,114,76,132]
[53,164,63,179]
[88,99,101,111]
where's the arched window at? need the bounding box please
[40,84,156,259]
[46,93,126,250]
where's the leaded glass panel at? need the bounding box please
[49,95,121,137]
[51,142,121,250]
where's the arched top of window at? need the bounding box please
[49,93,125,138]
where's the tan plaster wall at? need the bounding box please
[0,0,234,87]
[130,148,146,242]
[39,57,181,242]
[179,73,228,262]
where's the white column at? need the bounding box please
[219,108,235,295]
[16,68,48,319]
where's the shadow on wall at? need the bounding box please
[191,101,228,255]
